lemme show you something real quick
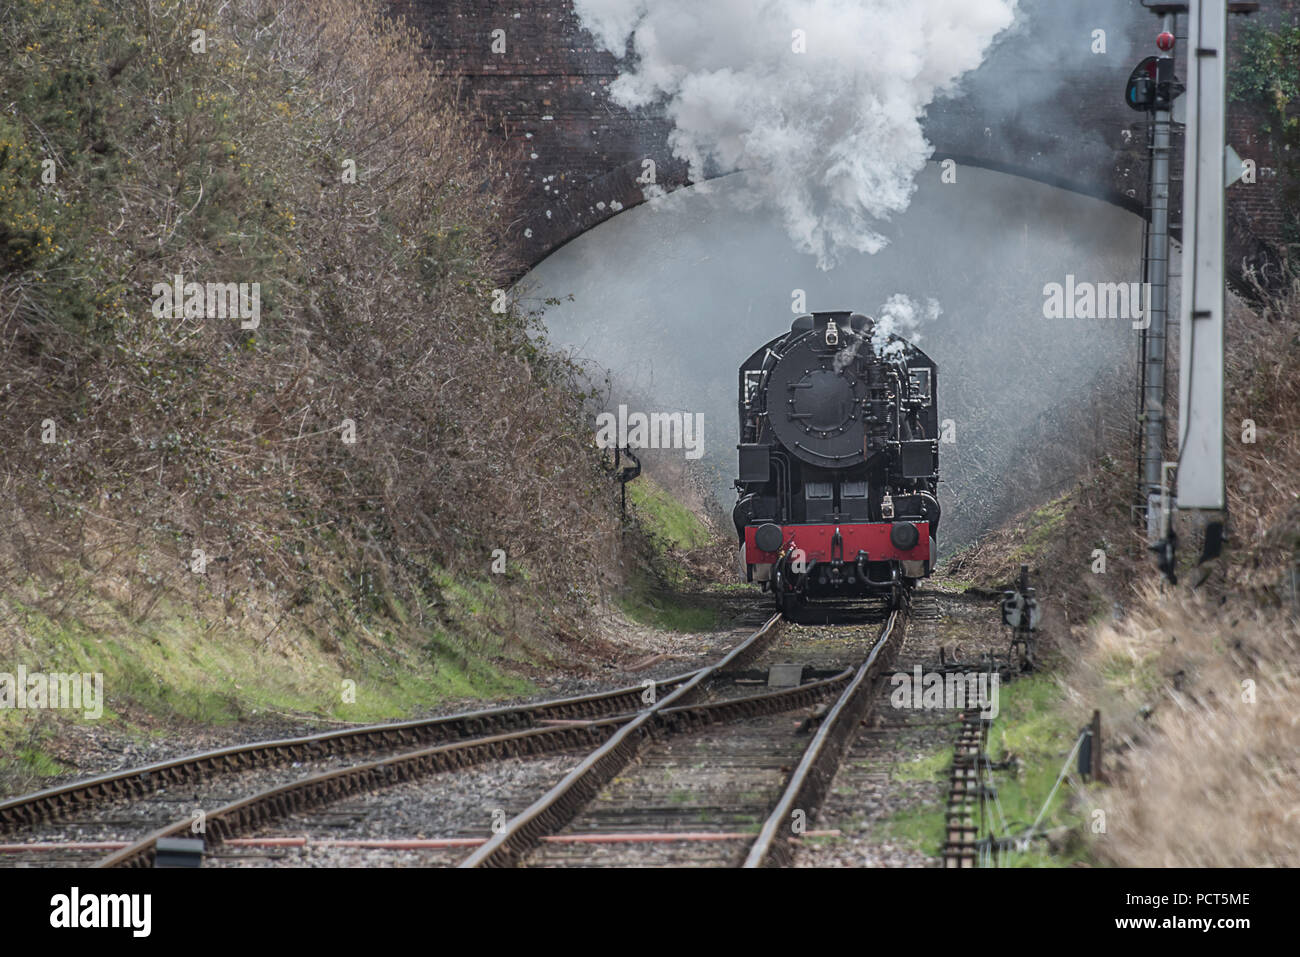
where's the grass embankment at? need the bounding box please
[0,553,545,795]
[937,24,1300,868]
[616,476,723,632]
[0,0,634,794]
[941,279,1300,866]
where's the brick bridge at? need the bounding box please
[391,0,1293,277]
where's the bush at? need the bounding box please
[0,0,622,645]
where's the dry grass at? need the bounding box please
[1065,586,1299,866]
[1216,274,1300,598]
[947,274,1300,866]
[0,0,625,658]
[1084,276,1300,866]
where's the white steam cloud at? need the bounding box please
[832,294,939,371]
[873,293,941,356]
[575,0,1019,268]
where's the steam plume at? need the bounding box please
[575,0,1019,267]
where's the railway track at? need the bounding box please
[6,589,1005,868]
[139,667,859,868]
[0,629,766,866]
[791,590,1013,867]
[941,711,989,868]
[743,607,904,866]
[0,671,707,842]
[469,604,904,868]
[189,601,913,868]
[100,607,893,868]
[0,612,791,867]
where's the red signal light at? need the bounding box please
[1156,31,1175,52]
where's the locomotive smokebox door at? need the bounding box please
[738,444,771,482]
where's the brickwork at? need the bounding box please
[389,0,1292,276]
[1226,0,1299,272]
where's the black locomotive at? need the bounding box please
[733,311,940,616]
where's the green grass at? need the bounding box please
[0,560,543,795]
[6,572,531,721]
[13,747,63,778]
[617,585,718,632]
[616,475,721,631]
[879,679,1098,866]
[627,477,712,552]
[892,746,954,782]
[883,804,946,856]
[611,475,717,631]
[879,743,954,855]
[1010,494,1070,565]
[981,675,1096,866]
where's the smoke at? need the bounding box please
[831,293,939,370]
[872,293,940,356]
[523,163,1141,548]
[574,0,1019,268]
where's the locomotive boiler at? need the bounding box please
[733,311,940,616]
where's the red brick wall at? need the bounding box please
[1226,0,1299,272]
[389,0,1294,277]
[385,0,689,267]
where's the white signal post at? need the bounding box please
[1174,0,1227,513]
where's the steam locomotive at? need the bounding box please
[733,311,939,617]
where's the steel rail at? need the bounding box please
[742,607,906,867]
[459,612,784,868]
[99,620,866,869]
[97,721,622,868]
[0,668,705,834]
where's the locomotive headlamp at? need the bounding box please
[825,321,839,346]
[755,523,784,553]
[889,521,919,551]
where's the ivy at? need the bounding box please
[1230,22,1300,135]
[1229,22,1300,246]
